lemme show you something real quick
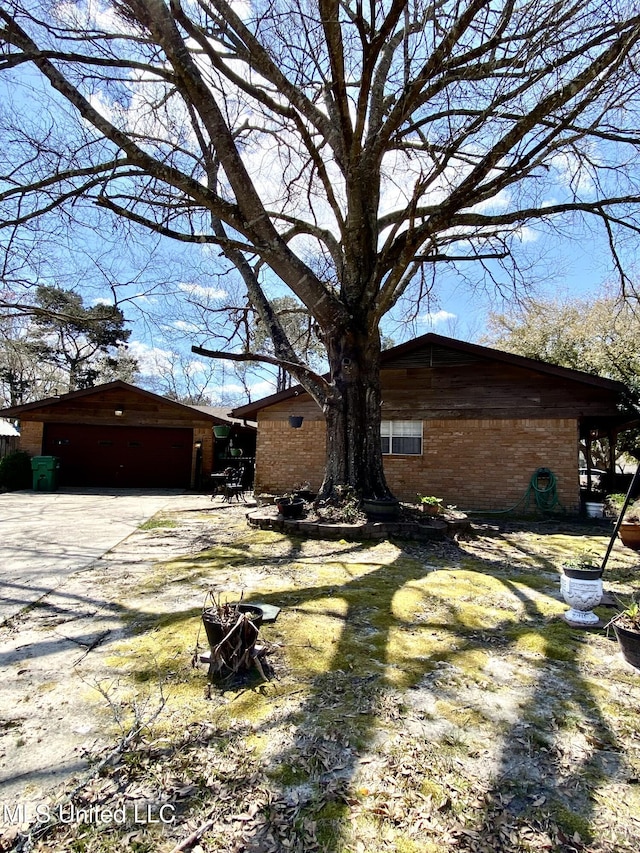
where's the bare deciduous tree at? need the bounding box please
[2,1,640,498]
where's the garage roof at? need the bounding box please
[0,380,248,428]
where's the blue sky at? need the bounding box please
[392,223,616,345]
[1,23,631,406]
[1,201,618,405]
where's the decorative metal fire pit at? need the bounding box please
[201,597,264,679]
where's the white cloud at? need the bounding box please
[87,89,116,124]
[471,188,511,215]
[249,379,278,397]
[178,283,227,300]
[172,320,201,333]
[55,0,129,34]
[218,379,276,399]
[516,225,539,244]
[423,310,457,326]
[186,359,208,377]
[550,151,596,195]
[229,0,252,19]
[127,341,174,376]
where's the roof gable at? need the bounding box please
[0,380,229,424]
[381,333,625,388]
[231,333,627,419]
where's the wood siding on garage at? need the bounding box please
[43,423,193,488]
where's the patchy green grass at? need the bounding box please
[137,516,178,530]
[22,518,640,853]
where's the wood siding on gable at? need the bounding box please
[252,359,622,424]
[18,386,214,429]
[380,363,620,420]
[254,396,325,422]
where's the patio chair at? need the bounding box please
[222,466,246,503]
[209,471,229,499]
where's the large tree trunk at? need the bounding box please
[320,325,393,501]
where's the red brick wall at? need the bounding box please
[383,418,579,512]
[18,421,43,457]
[254,418,326,495]
[255,415,580,512]
[193,426,214,486]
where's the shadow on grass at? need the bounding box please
[6,521,637,851]
[216,540,627,851]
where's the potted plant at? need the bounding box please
[417,494,443,516]
[213,424,231,439]
[294,481,316,501]
[560,555,603,626]
[276,493,305,519]
[618,500,640,551]
[201,594,264,678]
[605,493,626,517]
[608,599,640,669]
[362,496,400,521]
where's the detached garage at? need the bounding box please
[41,423,194,488]
[0,381,250,489]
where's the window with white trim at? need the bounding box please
[381,420,423,455]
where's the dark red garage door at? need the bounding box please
[43,424,193,488]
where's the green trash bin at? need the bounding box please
[31,456,60,492]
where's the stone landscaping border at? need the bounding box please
[247,508,470,541]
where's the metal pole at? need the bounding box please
[600,461,640,574]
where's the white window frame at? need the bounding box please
[381,420,423,456]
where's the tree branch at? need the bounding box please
[191,344,331,403]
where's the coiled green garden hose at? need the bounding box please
[463,467,564,515]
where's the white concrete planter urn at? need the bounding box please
[560,563,603,626]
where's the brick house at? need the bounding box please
[0,381,256,489]
[231,333,632,512]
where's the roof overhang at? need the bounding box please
[231,332,628,420]
[0,381,237,426]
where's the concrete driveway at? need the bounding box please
[0,487,185,624]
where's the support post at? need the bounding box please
[600,462,640,574]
